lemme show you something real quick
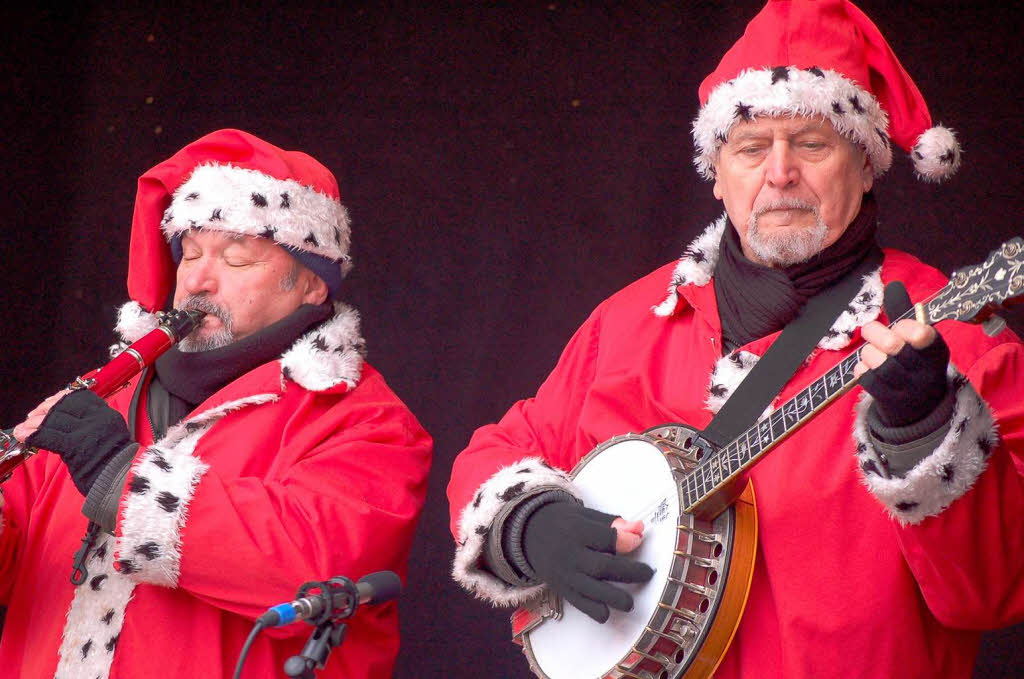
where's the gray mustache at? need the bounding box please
[752,198,818,217]
[178,295,232,327]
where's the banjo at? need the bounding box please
[511,238,1024,679]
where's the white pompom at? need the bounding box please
[911,125,962,182]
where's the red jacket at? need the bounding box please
[448,217,1024,678]
[0,302,432,678]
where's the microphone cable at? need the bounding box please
[233,619,266,679]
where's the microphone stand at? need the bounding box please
[282,577,359,679]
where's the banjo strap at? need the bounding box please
[699,246,884,449]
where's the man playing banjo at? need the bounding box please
[447,1,1024,677]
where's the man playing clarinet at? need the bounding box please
[0,129,432,678]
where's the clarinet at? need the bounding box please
[0,308,206,483]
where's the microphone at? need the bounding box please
[258,571,402,628]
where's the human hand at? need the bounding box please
[522,501,654,623]
[12,388,72,443]
[24,390,132,497]
[854,313,949,427]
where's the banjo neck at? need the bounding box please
[683,343,863,519]
[683,237,1024,520]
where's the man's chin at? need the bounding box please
[748,231,827,267]
[754,212,818,231]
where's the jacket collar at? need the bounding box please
[113,300,365,393]
[652,214,727,317]
[652,213,883,352]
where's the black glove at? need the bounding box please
[27,390,133,497]
[859,282,950,428]
[522,501,654,623]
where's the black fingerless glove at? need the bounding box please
[859,282,952,430]
[27,390,133,497]
[859,336,950,428]
[521,501,654,623]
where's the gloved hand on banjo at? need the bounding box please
[854,283,954,442]
[520,501,654,623]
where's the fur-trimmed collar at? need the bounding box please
[652,214,728,317]
[113,300,365,392]
[652,213,883,352]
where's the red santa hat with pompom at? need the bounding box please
[127,128,352,313]
[692,0,961,183]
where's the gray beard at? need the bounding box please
[746,198,828,267]
[175,295,235,353]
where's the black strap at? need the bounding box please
[126,367,148,437]
[700,247,884,448]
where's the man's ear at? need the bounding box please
[301,272,329,305]
[711,153,723,200]
[861,151,874,194]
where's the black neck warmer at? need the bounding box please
[153,302,334,409]
[713,193,881,352]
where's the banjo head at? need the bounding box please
[521,430,737,679]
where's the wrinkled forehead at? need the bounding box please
[724,114,846,143]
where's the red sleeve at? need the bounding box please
[445,307,612,605]
[894,342,1024,628]
[447,305,605,539]
[0,452,44,605]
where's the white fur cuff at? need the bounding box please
[853,368,997,525]
[452,457,580,606]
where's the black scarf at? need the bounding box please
[713,193,881,352]
[153,302,334,412]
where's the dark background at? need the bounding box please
[2,2,1021,677]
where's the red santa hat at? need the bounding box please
[692,0,961,183]
[127,128,352,312]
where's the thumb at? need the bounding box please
[611,517,644,554]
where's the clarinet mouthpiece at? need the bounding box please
[160,308,207,341]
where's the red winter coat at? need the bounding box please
[0,302,432,679]
[448,217,1024,679]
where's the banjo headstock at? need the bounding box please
[924,237,1024,326]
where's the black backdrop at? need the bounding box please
[2,2,1021,677]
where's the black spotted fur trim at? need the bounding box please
[704,350,771,416]
[116,393,278,586]
[452,458,580,605]
[853,367,997,525]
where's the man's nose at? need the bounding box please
[180,259,218,295]
[764,141,799,189]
